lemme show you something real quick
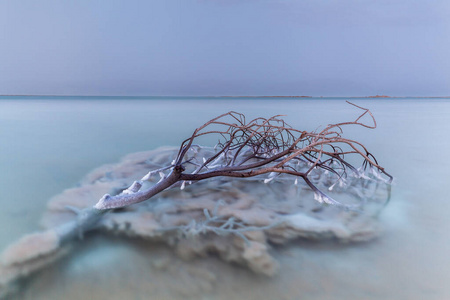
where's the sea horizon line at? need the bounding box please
[1,95,449,99]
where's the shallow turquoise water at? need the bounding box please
[1,97,449,299]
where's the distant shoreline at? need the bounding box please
[0,95,449,99]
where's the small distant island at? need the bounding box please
[219,95,313,98]
[367,95,390,98]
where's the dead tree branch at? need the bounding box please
[95,102,392,210]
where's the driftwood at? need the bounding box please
[0,104,392,298]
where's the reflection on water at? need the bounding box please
[1,97,449,299]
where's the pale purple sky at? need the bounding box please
[1,0,449,96]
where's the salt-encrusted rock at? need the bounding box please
[39,147,386,275]
[1,230,60,266]
[0,230,69,298]
[0,146,390,298]
[242,241,279,276]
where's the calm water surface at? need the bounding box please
[0,97,449,299]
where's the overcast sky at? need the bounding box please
[1,0,449,96]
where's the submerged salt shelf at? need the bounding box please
[0,97,450,299]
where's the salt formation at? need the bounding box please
[0,147,390,298]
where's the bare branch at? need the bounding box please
[94,103,392,210]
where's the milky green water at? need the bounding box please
[0,97,449,299]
